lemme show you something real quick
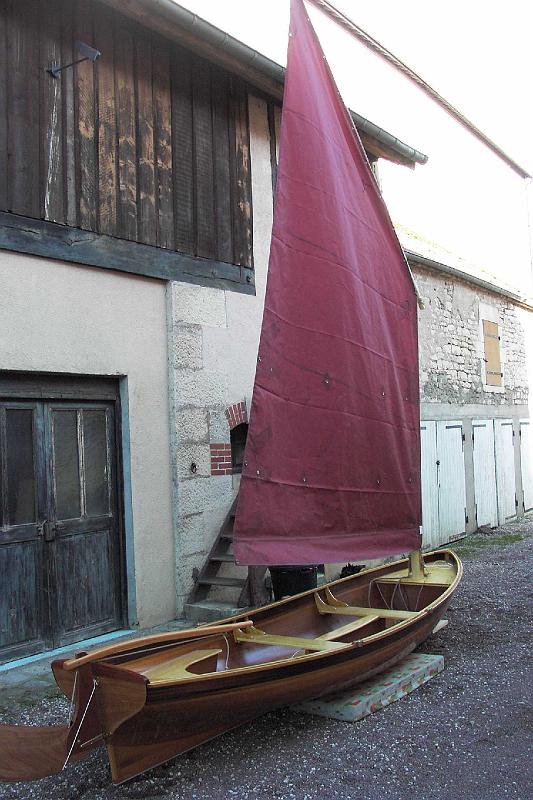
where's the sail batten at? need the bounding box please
[234,0,422,566]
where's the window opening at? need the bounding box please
[231,423,248,474]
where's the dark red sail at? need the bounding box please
[234,0,422,565]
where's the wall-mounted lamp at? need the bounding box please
[47,40,101,79]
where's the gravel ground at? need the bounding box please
[0,519,531,800]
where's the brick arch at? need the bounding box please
[225,401,248,431]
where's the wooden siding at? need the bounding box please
[0,0,253,269]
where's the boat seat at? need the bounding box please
[234,625,349,652]
[315,589,420,620]
[316,615,380,641]
[135,648,223,684]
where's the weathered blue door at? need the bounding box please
[0,382,123,662]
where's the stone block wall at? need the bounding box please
[414,264,529,408]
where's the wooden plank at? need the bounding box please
[192,56,215,259]
[170,47,194,254]
[75,0,97,231]
[7,0,40,217]
[0,407,6,530]
[211,70,233,264]
[40,0,64,224]
[0,3,8,210]
[134,31,156,246]
[94,4,118,236]
[0,212,255,294]
[61,0,77,227]
[233,628,349,652]
[267,101,280,198]
[483,320,502,387]
[316,616,380,641]
[230,77,253,267]
[315,594,420,620]
[114,20,137,241]
[100,0,284,103]
[0,372,119,401]
[152,36,174,249]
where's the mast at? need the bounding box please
[234,0,422,567]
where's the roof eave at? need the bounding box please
[406,249,533,310]
[101,0,427,168]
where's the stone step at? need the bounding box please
[184,601,248,624]
[197,576,245,587]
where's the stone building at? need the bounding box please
[0,0,531,656]
[410,251,531,551]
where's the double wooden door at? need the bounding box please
[0,397,123,662]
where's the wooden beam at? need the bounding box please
[0,212,255,294]
[234,626,349,652]
[316,615,380,641]
[315,593,420,620]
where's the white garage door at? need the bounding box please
[519,419,533,513]
[420,420,466,548]
[494,419,517,524]
[472,419,498,528]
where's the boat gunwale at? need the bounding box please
[146,550,462,689]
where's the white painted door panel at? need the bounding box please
[519,419,533,512]
[420,421,438,548]
[436,421,466,542]
[494,419,516,524]
[472,419,498,528]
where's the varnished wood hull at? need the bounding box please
[0,550,461,785]
[107,605,448,782]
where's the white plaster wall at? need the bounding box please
[0,253,175,628]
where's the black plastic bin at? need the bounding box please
[269,565,318,601]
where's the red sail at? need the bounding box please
[234,0,422,565]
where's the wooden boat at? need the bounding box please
[0,0,463,785]
[0,550,460,784]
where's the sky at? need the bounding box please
[173,0,533,293]
[175,0,533,175]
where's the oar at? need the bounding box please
[0,724,70,781]
[61,620,253,670]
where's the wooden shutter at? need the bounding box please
[482,320,502,386]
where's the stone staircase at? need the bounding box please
[184,498,269,623]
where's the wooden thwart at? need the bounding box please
[315,589,420,620]
[316,615,380,641]
[233,625,349,652]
